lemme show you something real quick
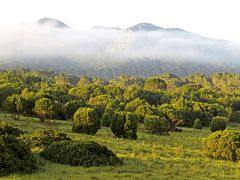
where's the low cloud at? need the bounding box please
[0,24,240,66]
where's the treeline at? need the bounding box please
[1,69,240,138]
[2,59,240,79]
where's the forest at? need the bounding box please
[1,69,240,179]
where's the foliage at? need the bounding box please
[0,135,38,176]
[125,98,146,112]
[40,140,123,167]
[111,111,138,139]
[124,112,138,140]
[144,77,167,92]
[204,130,240,161]
[5,94,23,120]
[210,116,227,132]
[144,115,170,135]
[64,100,84,119]
[72,107,101,135]
[19,129,71,148]
[229,111,240,123]
[34,98,55,122]
[193,119,203,129]
[0,120,24,137]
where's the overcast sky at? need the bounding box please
[0,0,239,43]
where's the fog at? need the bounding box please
[0,23,240,66]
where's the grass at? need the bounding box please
[1,113,240,180]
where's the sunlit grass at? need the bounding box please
[1,113,240,180]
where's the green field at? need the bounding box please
[1,113,240,180]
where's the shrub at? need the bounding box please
[204,130,240,161]
[144,115,170,135]
[111,111,138,139]
[124,112,138,140]
[101,112,112,127]
[34,98,54,122]
[0,121,24,137]
[19,129,71,148]
[72,107,101,135]
[40,140,123,167]
[210,116,227,132]
[193,119,203,129]
[0,135,38,176]
[229,111,240,123]
[111,111,125,138]
[64,100,84,119]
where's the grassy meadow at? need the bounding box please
[1,113,240,180]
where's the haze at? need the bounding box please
[0,0,240,44]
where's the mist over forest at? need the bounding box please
[1,18,240,78]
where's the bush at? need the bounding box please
[19,129,71,148]
[101,112,112,127]
[193,119,203,129]
[111,111,138,139]
[0,135,38,176]
[204,130,240,161]
[144,115,170,135]
[0,121,24,137]
[229,111,240,123]
[111,111,125,138]
[210,116,227,132]
[40,140,123,167]
[72,107,101,135]
[124,112,138,140]
[64,100,84,119]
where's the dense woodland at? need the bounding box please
[1,69,240,133]
[3,59,240,79]
[2,69,240,177]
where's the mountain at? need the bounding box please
[126,23,186,32]
[36,17,70,28]
[0,18,240,79]
[127,23,163,31]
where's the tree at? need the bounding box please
[193,119,203,129]
[111,111,138,139]
[124,112,138,140]
[88,95,115,118]
[135,103,157,122]
[229,111,240,123]
[144,115,170,135]
[53,101,66,120]
[144,77,167,92]
[34,98,54,122]
[5,94,23,120]
[125,98,146,112]
[72,107,101,135]
[231,100,240,112]
[20,88,37,115]
[210,116,227,132]
[111,111,125,138]
[64,100,84,119]
[123,84,144,102]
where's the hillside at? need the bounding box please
[0,18,240,78]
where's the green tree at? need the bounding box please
[64,100,84,119]
[193,119,203,129]
[144,115,170,135]
[72,107,101,135]
[144,77,167,92]
[210,116,227,132]
[124,112,138,140]
[34,98,54,122]
[5,94,23,120]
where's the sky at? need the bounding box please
[0,0,239,43]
